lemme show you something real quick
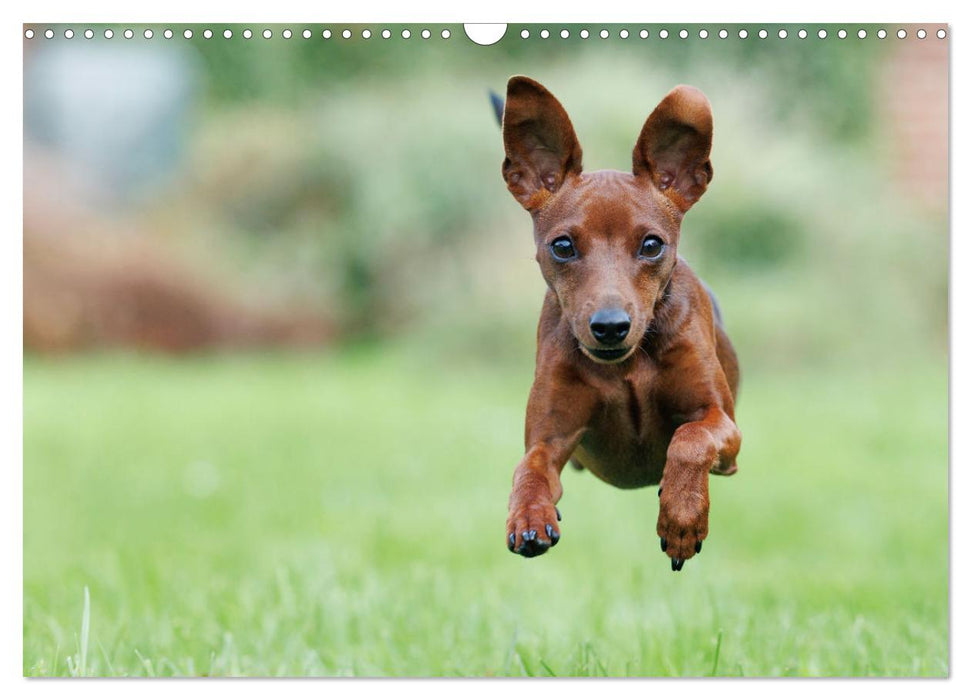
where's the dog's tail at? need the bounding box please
[489,90,504,127]
[701,280,724,327]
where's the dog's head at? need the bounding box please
[500,76,713,364]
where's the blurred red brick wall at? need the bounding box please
[878,27,949,212]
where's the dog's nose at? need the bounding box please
[589,308,631,345]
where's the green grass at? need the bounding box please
[23,349,948,677]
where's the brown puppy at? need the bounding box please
[498,77,741,571]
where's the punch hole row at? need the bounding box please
[24,26,949,41]
[517,27,946,41]
[23,27,454,40]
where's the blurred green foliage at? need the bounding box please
[159,26,944,372]
[691,200,803,269]
[188,24,883,144]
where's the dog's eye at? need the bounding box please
[550,236,577,262]
[639,235,665,260]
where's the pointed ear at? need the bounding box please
[632,85,713,214]
[501,76,583,212]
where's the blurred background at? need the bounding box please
[23,24,949,677]
[23,23,948,362]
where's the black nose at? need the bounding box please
[589,308,631,346]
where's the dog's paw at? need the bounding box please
[506,502,561,558]
[656,489,708,571]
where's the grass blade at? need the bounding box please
[134,648,155,676]
[709,629,723,677]
[79,586,90,677]
[502,625,518,676]
[98,640,116,676]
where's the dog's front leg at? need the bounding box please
[657,406,741,570]
[506,376,597,558]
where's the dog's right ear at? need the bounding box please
[501,76,583,212]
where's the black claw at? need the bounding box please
[555,506,562,521]
[508,533,515,551]
[672,557,684,572]
[545,524,553,539]
[550,528,560,546]
[660,537,667,552]
[658,487,663,497]
[695,540,703,553]
[523,529,537,542]
[516,536,550,558]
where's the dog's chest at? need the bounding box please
[573,371,673,489]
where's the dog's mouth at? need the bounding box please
[581,345,636,364]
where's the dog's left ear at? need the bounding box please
[632,85,713,214]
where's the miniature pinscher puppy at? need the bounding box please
[496,77,741,571]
